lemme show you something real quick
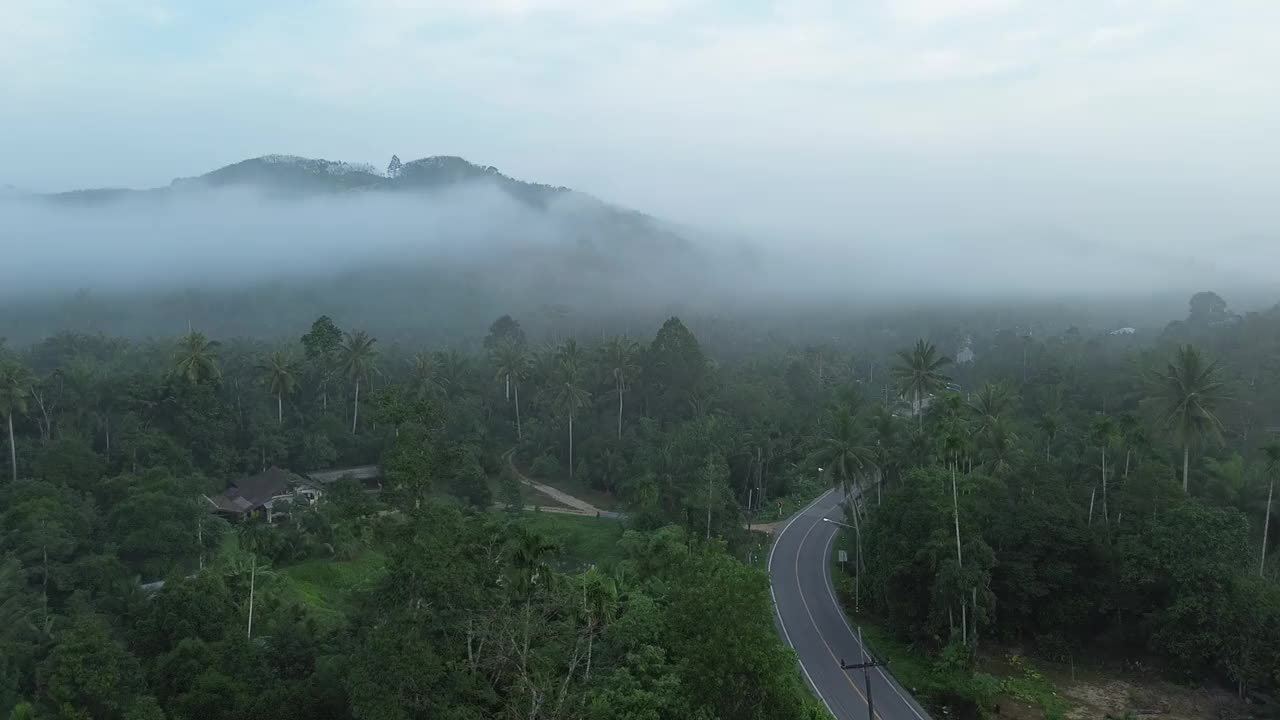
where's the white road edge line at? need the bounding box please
[819,506,930,720]
[769,488,839,719]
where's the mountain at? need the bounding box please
[2,153,719,343]
[40,153,690,254]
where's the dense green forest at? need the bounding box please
[829,293,1280,715]
[2,290,1279,719]
[0,310,838,720]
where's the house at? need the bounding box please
[305,464,383,490]
[204,467,321,523]
[1109,327,1137,336]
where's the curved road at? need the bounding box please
[768,489,933,720]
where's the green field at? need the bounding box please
[277,550,387,623]
[517,512,626,570]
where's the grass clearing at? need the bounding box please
[277,550,386,623]
[518,512,625,570]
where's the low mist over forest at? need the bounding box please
[6,153,1277,347]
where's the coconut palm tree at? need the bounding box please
[340,331,379,434]
[434,350,471,402]
[970,382,1014,435]
[173,331,221,384]
[892,340,952,431]
[980,417,1020,477]
[407,352,441,400]
[810,406,877,497]
[1148,345,1227,493]
[0,360,33,483]
[579,567,619,682]
[600,337,640,439]
[552,361,591,482]
[490,340,528,440]
[257,351,299,424]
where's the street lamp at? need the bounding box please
[823,517,861,611]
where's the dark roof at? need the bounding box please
[306,465,382,484]
[206,467,309,515]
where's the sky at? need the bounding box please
[3,0,1280,269]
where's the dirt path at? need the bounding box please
[505,450,605,516]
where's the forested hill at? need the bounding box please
[4,154,712,344]
[41,154,686,251]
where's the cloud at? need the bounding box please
[1,0,1278,296]
[890,0,1021,25]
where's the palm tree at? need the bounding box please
[490,340,528,440]
[257,351,299,424]
[970,382,1014,435]
[980,417,1019,477]
[811,406,877,497]
[173,331,221,384]
[557,338,585,372]
[340,331,379,434]
[0,361,33,483]
[434,350,471,402]
[505,526,558,598]
[892,340,952,431]
[1148,345,1227,493]
[552,361,591,482]
[600,338,639,440]
[1261,442,1280,577]
[408,352,443,400]
[579,567,619,682]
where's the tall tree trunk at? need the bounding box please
[1088,486,1096,526]
[952,462,963,567]
[42,545,49,628]
[247,555,257,639]
[1102,449,1109,525]
[277,393,283,424]
[1262,478,1274,577]
[514,381,522,441]
[7,412,16,484]
[351,378,360,434]
[568,411,574,481]
[916,390,923,431]
[706,467,713,541]
[1182,444,1190,493]
[617,380,623,440]
[104,414,111,458]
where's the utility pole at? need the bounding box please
[840,627,887,720]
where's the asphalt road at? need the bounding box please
[768,489,933,720]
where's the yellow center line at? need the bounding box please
[793,511,884,720]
